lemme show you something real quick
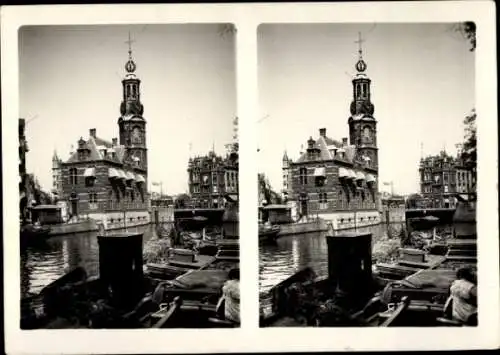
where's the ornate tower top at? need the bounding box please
[119,32,144,118]
[125,32,137,74]
[354,32,367,73]
[350,31,374,117]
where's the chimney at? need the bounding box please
[112,138,118,146]
[319,128,326,137]
[89,128,96,138]
[342,137,348,146]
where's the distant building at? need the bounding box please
[187,148,239,209]
[419,150,473,208]
[282,40,379,229]
[52,150,63,197]
[59,44,149,224]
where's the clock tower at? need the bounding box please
[348,33,378,169]
[118,33,148,172]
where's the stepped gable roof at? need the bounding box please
[295,134,354,164]
[65,135,125,164]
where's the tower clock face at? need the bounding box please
[131,127,142,144]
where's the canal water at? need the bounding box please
[20,225,156,298]
[259,223,405,315]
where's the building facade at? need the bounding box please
[59,46,149,225]
[282,43,379,230]
[419,151,473,208]
[52,150,63,197]
[187,148,239,209]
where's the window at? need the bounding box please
[85,176,95,187]
[69,168,78,185]
[89,192,98,210]
[299,167,308,185]
[444,185,449,193]
[315,176,325,187]
[319,193,328,210]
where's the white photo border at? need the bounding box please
[2,2,498,353]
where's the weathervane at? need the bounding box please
[354,31,365,59]
[125,31,135,60]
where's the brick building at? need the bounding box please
[282,41,379,230]
[187,148,239,209]
[419,151,473,208]
[59,45,149,224]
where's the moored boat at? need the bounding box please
[146,248,216,280]
[259,224,281,244]
[21,231,238,329]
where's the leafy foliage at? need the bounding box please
[460,110,477,192]
[26,174,54,205]
[258,173,283,205]
[453,22,476,52]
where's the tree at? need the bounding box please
[258,173,282,205]
[174,193,191,209]
[454,22,476,52]
[460,109,477,193]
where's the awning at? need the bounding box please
[338,168,349,178]
[125,171,135,181]
[108,168,119,179]
[347,169,356,179]
[136,174,146,183]
[117,169,127,180]
[366,174,376,183]
[84,167,96,178]
[314,167,326,177]
[356,171,366,180]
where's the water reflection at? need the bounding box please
[259,223,395,296]
[20,225,154,298]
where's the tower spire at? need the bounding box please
[126,31,135,60]
[355,31,365,59]
[124,32,137,74]
[354,31,367,73]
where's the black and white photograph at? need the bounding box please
[2,2,498,354]
[18,23,240,329]
[257,23,480,327]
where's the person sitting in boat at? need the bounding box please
[447,267,477,325]
[218,268,240,324]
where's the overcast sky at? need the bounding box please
[257,23,475,195]
[20,24,236,195]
